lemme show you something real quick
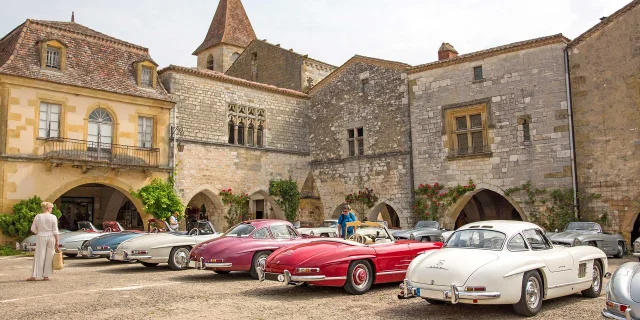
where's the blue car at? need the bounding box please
[79,231,145,259]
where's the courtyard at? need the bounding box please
[0,254,633,320]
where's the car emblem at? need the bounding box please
[277,275,285,282]
[427,260,448,270]
[430,280,434,285]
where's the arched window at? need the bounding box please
[237,122,245,145]
[231,52,240,63]
[88,108,113,152]
[228,120,235,144]
[247,124,254,146]
[257,125,264,148]
[206,54,214,70]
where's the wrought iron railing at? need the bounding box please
[43,138,159,167]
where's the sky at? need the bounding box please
[0,0,631,68]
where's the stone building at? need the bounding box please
[226,39,336,92]
[0,18,174,240]
[408,34,574,229]
[307,55,411,227]
[568,0,640,242]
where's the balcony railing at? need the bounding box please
[43,138,159,167]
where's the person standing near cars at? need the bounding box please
[337,205,357,239]
[169,211,180,231]
[27,202,59,281]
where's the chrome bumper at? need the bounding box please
[80,247,111,257]
[110,251,150,262]
[190,258,233,270]
[632,252,640,258]
[602,308,634,320]
[257,268,345,284]
[398,279,501,303]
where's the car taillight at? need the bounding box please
[97,246,109,250]
[296,267,320,273]
[465,286,486,292]
[607,300,629,313]
[210,258,224,263]
[132,250,148,255]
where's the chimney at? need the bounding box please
[438,43,458,61]
[71,11,75,22]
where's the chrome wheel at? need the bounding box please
[352,263,370,290]
[256,253,268,271]
[174,248,190,269]
[591,263,601,292]
[420,237,429,242]
[525,276,541,309]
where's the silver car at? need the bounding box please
[602,262,639,320]
[633,238,639,262]
[548,222,626,258]
[393,220,447,242]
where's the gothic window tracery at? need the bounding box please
[227,104,266,147]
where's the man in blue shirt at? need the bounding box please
[337,205,357,239]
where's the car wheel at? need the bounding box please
[513,270,543,317]
[343,260,373,295]
[168,246,191,271]
[588,241,597,247]
[581,261,602,298]
[249,250,271,279]
[320,233,329,237]
[420,237,430,242]
[63,253,77,258]
[614,242,625,258]
[213,270,231,275]
[140,262,159,267]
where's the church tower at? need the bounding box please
[193,0,257,72]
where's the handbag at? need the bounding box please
[53,248,64,271]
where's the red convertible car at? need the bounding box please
[257,221,443,294]
[188,220,313,278]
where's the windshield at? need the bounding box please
[321,221,338,228]
[415,221,439,229]
[565,222,600,231]
[224,224,256,237]
[78,221,94,231]
[444,229,506,251]
[347,224,393,245]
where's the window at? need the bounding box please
[228,120,235,144]
[46,47,61,69]
[523,229,552,251]
[507,234,529,251]
[141,67,153,86]
[357,128,364,156]
[523,119,531,143]
[231,52,240,63]
[473,66,483,81]
[252,228,270,239]
[38,103,60,138]
[237,122,245,145]
[228,105,265,147]
[251,52,258,81]
[444,229,505,250]
[206,55,214,70]
[247,124,254,146]
[88,108,113,150]
[138,116,153,148]
[446,104,488,157]
[270,224,297,239]
[361,78,370,94]
[257,125,264,147]
[347,128,364,157]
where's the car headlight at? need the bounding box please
[296,267,320,273]
[409,234,415,240]
[572,238,581,247]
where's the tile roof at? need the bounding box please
[0,19,172,102]
[159,65,310,99]
[409,34,570,74]
[308,54,410,95]
[569,0,640,48]
[193,0,257,55]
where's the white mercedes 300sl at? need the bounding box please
[399,220,608,317]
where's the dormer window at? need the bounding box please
[46,47,61,69]
[135,60,158,88]
[141,67,153,86]
[39,40,66,71]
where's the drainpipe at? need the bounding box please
[563,48,579,217]
[406,74,416,228]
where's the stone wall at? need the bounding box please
[196,44,245,73]
[409,42,573,222]
[302,59,336,92]
[569,3,640,240]
[309,60,412,226]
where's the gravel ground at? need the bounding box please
[0,255,634,320]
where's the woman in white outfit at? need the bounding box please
[27,202,59,281]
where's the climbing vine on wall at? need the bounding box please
[345,188,379,221]
[269,178,301,222]
[412,180,476,222]
[219,189,250,228]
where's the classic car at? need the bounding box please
[399,220,608,317]
[189,219,312,278]
[57,221,123,257]
[399,221,449,243]
[548,222,626,258]
[634,238,640,262]
[79,220,173,258]
[257,221,443,295]
[602,261,640,320]
[112,220,220,270]
[296,220,339,237]
[21,229,70,252]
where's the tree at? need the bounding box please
[269,178,300,222]
[219,189,250,228]
[131,178,184,222]
[345,188,379,221]
[0,196,62,241]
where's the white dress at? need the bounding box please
[30,213,59,279]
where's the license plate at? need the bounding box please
[415,288,421,297]
[265,273,282,282]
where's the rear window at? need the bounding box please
[444,229,506,251]
[225,224,256,237]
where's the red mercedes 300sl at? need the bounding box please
[258,221,443,294]
[189,220,313,278]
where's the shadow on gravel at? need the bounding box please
[240,281,399,301]
[96,265,175,274]
[377,299,514,320]
[168,272,255,283]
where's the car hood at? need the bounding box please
[268,241,344,266]
[393,230,414,238]
[409,249,499,286]
[548,231,581,242]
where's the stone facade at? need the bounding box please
[409,38,574,227]
[568,1,640,241]
[309,57,412,227]
[196,44,245,73]
[159,67,312,231]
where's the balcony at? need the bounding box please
[43,138,160,168]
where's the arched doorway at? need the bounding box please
[447,189,525,230]
[369,202,401,228]
[185,191,224,232]
[248,190,284,221]
[331,203,347,219]
[632,213,640,244]
[53,183,144,231]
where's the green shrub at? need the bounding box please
[131,178,185,222]
[269,178,301,222]
[0,196,62,241]
[0,244,23,256]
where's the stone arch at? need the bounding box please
[184,188,225,232]
[443,183,526,230]
[369,200,402,228]
[331,203,348,219]
[247,188,284,220]
[45,176,149,224]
